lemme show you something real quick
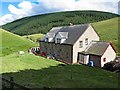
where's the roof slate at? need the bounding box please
[85,41,110,56]
[40,24,90,45]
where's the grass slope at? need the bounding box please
[1,53,62,73]
[93,17,119,54]
[23,33,44,42]
[2,10,119,35]
[0,29,36,56]
[1,53,118,88]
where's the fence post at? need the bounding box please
[10,77,14,90]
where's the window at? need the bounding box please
[57,38,61,43]
[45,38,49,42]
[79,41,83,48]
[103,58,106,62]
[85,38,88,45]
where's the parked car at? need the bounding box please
[103,60,120,72]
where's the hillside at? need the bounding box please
[92,17,119,54]
[0,29,36,56]
[2,10,119,35]
[23,33,44,42]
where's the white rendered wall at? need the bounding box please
[101,45,116,67]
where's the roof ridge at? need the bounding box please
[91,41,110,43]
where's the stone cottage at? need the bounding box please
[39,24,116,67]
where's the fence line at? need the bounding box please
[0,76,31,90]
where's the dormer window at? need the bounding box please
[85,38,88,45]
[57,38,61,43]
[55,32,68,44]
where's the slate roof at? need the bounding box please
[40,27,62,41]
[47,27,63,38]
[84,41,111,56]
[40,24,90,45]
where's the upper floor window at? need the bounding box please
[79,41,83,48]
[85,38,88,45]
[57,38,61,43]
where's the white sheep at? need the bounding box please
[18,51,25,55]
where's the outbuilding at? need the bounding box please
[78,41,116,67]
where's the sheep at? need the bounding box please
[18,51,25,55]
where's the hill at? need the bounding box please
[0,29,36,56]
[23,33,44,42]
[2,10,119,35]
[92,17,119,55]
[1,53,118,88]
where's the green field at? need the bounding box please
[93,17,119,54]
[1,53,118,88]
[23,33,44,42]
[0,29,37,56]
[1,53,62,73]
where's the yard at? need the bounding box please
[1,52,119,88]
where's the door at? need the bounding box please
[89,55,101,67]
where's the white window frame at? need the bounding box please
[57,38,61,43]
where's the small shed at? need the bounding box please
[78,41,116,67]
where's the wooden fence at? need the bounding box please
[1,76,31,90]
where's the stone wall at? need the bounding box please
[40,42,73,64]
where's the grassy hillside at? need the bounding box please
[23,33,44,42]
[2,10,119,35]
[0,29,37,56]
[1,53,118,88]
[92,17,119,54]
[1,53,62,73]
